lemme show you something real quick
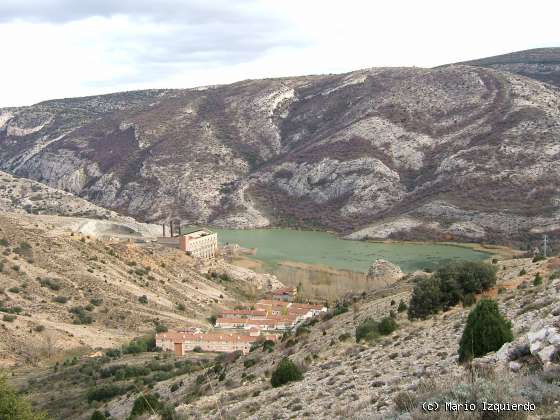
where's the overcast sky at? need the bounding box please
[1,0,558,107]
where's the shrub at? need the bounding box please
[130,393,163,417]
[0,375,49,419]
[70,306,93,324]
[53,296,68,304]
[519,268,527,276]
[338,332,351,341]
[0,238,9,247]
[192,346,203,353]
[138,295,148,304]
[155,324,168,333]
[271,358,303,387]
[123,336,156,354]
[34,325,45,332]
[534,273,544,286]
[8,287,20,294]
[244,359,257,368]
[87,385,126,402]
[458,299,513,363]
[208,314,217,325]
[408,277,443,320]
[90,298,103,306]
[462,293,476,307]
[176,303,186,311]
[378,316,398,335]
[397,300,407,313]
[90,410,106,420]
[2,314,16,322]
[533,254,546,263]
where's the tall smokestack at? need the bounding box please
[170,221,174,237]
[162,224,166,237]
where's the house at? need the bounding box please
[179,229,218,258]
[271,287,297,302]
[156,330,262,355]
[221,309,268,320]
[215,315,298,331]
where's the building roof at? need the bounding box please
[157,331,258,343]
[216,316,297,326]
[256,299,291,307]
[222,310,267,317]
[181,229,215,240]
[290,303,326,310]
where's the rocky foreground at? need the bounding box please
[1,49,560,245]
[59,255,556,420]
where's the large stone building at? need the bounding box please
[156,330,271,355]
[179,229,218,258]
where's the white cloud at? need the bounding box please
[0,0,558,107]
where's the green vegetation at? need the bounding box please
[458,299,513,363]
[0,375,49,419]
[155,324,168,333]
[533,272,544,286]
[70,306,93,324]
[462,293,476,307]
[87,384,128,402]
[90,410,106,420]
[129,393,163,417]
[53,296,69,304]
[271,358,303,387]
[356,316,398,343]
[408,262,497,320]
[532,254,546,263]
[397,300,407,313]
[519,268,527,276]
[38,277,61,291]
[3,314,17,322]
[138,295,148,304]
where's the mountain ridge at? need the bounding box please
[0,49,559,246]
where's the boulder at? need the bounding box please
[366,259,403,287]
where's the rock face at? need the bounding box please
[366,259,403,286]
[1,49,560,244]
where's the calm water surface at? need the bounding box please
[210,228,490,273]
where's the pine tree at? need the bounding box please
[271,358,303,387]
[458,299,513,363]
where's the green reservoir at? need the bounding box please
[211,228,491,273]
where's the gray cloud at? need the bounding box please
[0,0,263,24]
[0,0,308,88]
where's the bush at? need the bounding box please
[2,314,16,322]
[397,300,407,313]
[533,254,546,263]
[138,295,148,304]
[408,277,443,320]
[130,393,163,417]
[0,375,49,419]
[378,316,398,335]
[519,268,527,276]
[208,314,217,325]
[123,336,156,354]
[462,293,476,307]
[70,306,93,324]
[90,298,103,306]
[87,384,126,402]
[176,303,186,311]
[53,296,68,304]
[155,324,168,333]
[90,410,106,420]
[8,287,20,294]
[34,325,45,332]
[534,273,544,286]
[458,299,513,363]
[271,358,303,387]
[408,262,497,319]
[244,358,257,368]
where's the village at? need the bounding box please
[156,227,327,355]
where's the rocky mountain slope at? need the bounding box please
[0,212,268,367]
[1,49,559,245]
[13,254,560,419]
[458,47,560,88]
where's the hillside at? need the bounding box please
[0,211,271,368]
[458,48,560,88]
[10,255,560,419]
[1,51,559,245]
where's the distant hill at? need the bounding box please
[1,49,559,245]
[456,47,560,87]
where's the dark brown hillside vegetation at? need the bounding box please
[1,49,559,245]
